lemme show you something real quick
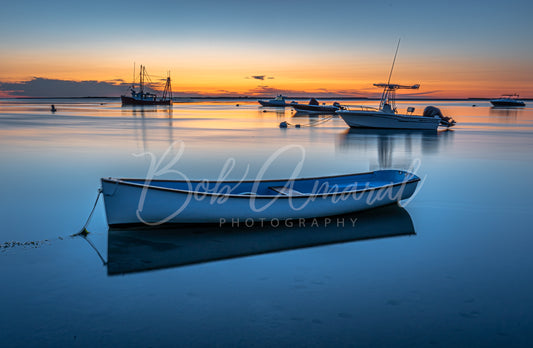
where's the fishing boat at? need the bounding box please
[121,64,173,106]
[101,170,420,226]
[292,98,343,114]
[107,204,415,275]
[258,94,294,107]
[336,86,456,130]
[490,94,526,107]
[336,41,456,130]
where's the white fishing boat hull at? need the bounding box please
[337,110,441,130]
[101,170,420,226]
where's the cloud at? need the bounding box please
[0,77,392,99]
[0,77,132,97]
[246,75,275,81]
[245,85,374,98]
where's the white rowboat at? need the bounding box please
[101,170,420,226]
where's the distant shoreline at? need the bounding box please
[2,96,531,101]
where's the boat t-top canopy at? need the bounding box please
[374,83,420,113]
[500,93,521,99]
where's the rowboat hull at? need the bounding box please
[337,110,441,130]
[101,170,420,226]
[121,96,172,106]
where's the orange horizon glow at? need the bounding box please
[1,53,532,99]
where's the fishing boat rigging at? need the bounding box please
[121,64,173,106]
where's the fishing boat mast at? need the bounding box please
[139,65,145,95]
[161,71,172,100]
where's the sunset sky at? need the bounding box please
[1,0,532,98]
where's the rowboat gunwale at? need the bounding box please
[101,170,420,200]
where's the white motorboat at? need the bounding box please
[337,41,456,130]
[337,84,455,130]
[258,95,295,107]
[490,94,526,107]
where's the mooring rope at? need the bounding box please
[71,187,107,265]
[72,188,102,237]
[77,233,107,266]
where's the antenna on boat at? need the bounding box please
[132,62,136,89]
[387,38,401,85]
[377,38,401,111]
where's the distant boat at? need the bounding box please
[121,64,173,106]
[292,98,343,114]
[101,170,420,226]
[258,95,295,107]
[337,41,456,130]
[490,94,525,107]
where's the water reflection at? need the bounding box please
[338,128,454,169]
[257,107,287,118]
[106,204,415,275]
[489,106,521,119]
[126,106,175,151]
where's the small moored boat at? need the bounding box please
[101,170,420,226]
[258,95,294,107]
[490,94,526,107]
[292,98,343,114]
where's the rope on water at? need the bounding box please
[78,233,108,266]
[72,188,103,237]
[279,115,335,128]
[71,187,107,265]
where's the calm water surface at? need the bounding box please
[1,98,532,347]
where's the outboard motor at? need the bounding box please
[423,106,456,127]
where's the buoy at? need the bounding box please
[295,124,301,128]
[236,104,240,107]
[279,121,288,128]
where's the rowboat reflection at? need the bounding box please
[107,204,415,275]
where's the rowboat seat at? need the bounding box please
[269,186,304,196]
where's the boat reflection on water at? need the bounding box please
[257,108,287,119]
[338,128,453,169]
[125,106,175,151]
[107,204,415,276]
[489,106,521,119]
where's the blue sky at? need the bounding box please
[1,0,532,97]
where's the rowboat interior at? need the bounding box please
[111,170,416,197]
